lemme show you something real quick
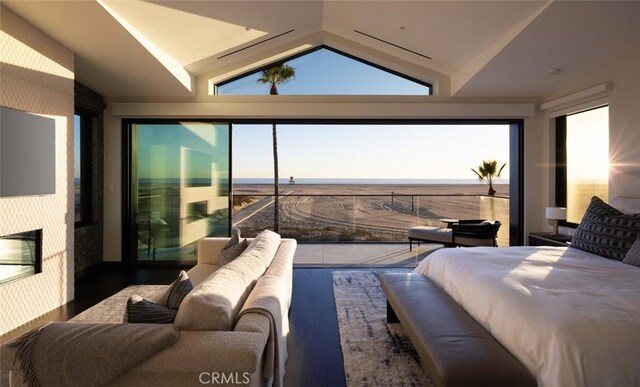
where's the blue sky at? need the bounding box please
[223,48,509,180]
[233,124,510,180]
[218,48,430,95]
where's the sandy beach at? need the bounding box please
[232,184,510,246]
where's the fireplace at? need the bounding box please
[0,229,42,284]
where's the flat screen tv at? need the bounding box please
[0,107,55,197]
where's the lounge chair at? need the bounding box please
[408,219,501,250]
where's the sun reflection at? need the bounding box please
[504,249,558,291]
[566,106,609,222]
[0,31,74,79]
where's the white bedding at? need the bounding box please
[414,246,640,387]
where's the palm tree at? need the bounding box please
[471,160,506,196]
[257,64,296,232]
[257,64,296,95]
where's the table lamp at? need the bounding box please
[546,207,567,235]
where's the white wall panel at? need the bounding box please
[0,6,74,335]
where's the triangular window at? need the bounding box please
[215,47,431,95]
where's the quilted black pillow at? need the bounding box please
[572,196,640,260]
[157,270,193,310]
[127,295,178,324]
[125,271,193,323]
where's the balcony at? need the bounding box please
[233,193,510,250]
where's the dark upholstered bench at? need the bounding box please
[380,273,536,387]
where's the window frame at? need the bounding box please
[555,104,609,228]
[74,108,94,226]
[121,119,233,269]
[231,118,524,245]
[214,45,433,95]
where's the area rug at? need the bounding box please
[332,270,433,386]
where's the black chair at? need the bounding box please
[451,219,502,247]
[408,219,501,250]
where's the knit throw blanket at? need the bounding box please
[237,276,290,387]
[9,322,178,387]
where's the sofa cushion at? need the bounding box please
[186,264,219,288]
[408,226,453,243]
[127,295,178,324]
[175,230,282,331]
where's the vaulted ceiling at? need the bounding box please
[4,1,640,99]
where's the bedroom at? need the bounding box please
[1,1,640,386]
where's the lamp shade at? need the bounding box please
[545,206,567,220]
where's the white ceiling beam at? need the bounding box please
[97,0,194,94]
[111,98,534,119]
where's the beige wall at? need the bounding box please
[522,110,548,238]
[103,111,121,262]
[0,7,74,335]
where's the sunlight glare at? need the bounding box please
[0,32,73,79]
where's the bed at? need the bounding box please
[414,197,640,387]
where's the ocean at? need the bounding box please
[234,178,509,185]
[133,177,510,186]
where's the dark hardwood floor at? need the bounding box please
[1,267,347,387]
[285,269,346,387]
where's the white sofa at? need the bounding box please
[2,231,297,387]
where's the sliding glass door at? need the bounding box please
[126,121,230,265]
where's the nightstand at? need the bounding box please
[529,232,572,247]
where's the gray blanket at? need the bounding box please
[237,276,289,387]
[9,322,178,387]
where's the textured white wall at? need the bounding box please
[0,6,74,335]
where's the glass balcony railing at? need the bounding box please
[233,194,510,246]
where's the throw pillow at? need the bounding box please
[157,270,193,310]
[623,239,640,268]
[127,295,178,324]
[218,229,249,266]
[572,196,640,261]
